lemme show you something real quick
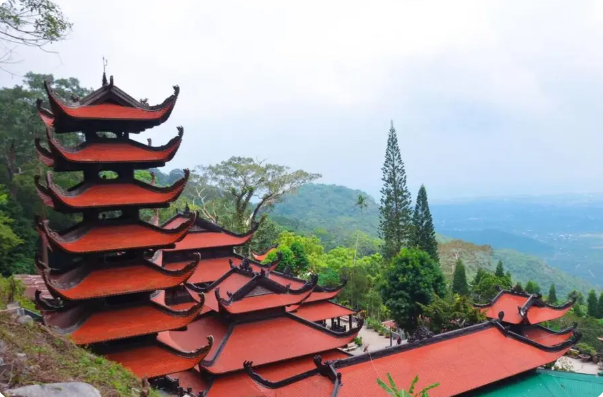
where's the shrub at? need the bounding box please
[354,336,363,346]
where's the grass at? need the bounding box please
[0,277,163,396]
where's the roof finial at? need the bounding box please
[102,57,108,86]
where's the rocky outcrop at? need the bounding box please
[5,382,101,397]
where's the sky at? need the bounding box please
[2,0,603,200]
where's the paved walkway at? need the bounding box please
[347,325,402,356]
[557,356,600,375]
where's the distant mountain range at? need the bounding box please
[273,183,600,295]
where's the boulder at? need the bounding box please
[5,382,101,397]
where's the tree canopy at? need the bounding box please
[409,185,438,262]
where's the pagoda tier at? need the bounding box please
[36,127,184,172]
[167,349,349,397]
[36,214,195,255]
[35,291,204,345]
[160,311,361,375]
[38,78,179,133]
[474,290,576,325]
[35,252,200,301]
[243,320,579,397]
[35,169,189,212]
[95,334,213,379]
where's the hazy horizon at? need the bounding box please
[3,1,603,201]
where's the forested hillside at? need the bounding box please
[272,183,596,295]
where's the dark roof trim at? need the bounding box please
[243,361,322,389]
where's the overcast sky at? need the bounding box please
[2,1,603,200]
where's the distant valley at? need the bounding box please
[273,184,602,295]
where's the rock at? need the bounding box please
[5,382,101,397]
[16,353,26,359]
[17,315,33,325]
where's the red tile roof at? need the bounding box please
[290,301,356,322]
[169,256,238,284]
[522,325,575,347]
[40,81,178,133]
[44,299,203,344]
[36,127,182,168]
[172,350,349,397]
[219,289,314,314]
[35,170,188,211]
[475,290,575,325]
[252,246,277,262]
[40,255,198,300]
[38,216,194,254]
[104,336,212,379]
[167,232,254,251]
[160,315,229,359]
[526,304,573,324]
[204,316,357,374]
[246,322,576,397]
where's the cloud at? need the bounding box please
[3,0,603,199]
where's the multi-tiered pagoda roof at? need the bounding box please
[33,74,211,378]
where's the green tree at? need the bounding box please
[525,281,541,295]
[587,290,599,318]
[598,292,603,319]
[473,271,512,301]
[495,260,505,278]
[0,0,72,65]
[198,157,320,232]
[451,259,469,296]
[409,185,438,262]
[548,284,557,304]
[472,268,488,286]
[419,293,486,334]
[289,240,310,275]
[513,282,525,294]
[378,121,412,259]
[380,248,446,333]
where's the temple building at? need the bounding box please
[237,289,578,397]
[32,74,212,378]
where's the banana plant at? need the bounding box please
[377,373,439,397]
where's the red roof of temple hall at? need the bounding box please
[36,253,199,300]
[168,350,350,397]
[36,127,183,171]
[288,301,357,322]
[245,321,578,397]
[522,324,576,347]
[38,78,179,133]
[102,335,213,379]
[162,213,258,252]
[35,169,189,212]
[42,296,204,344]
[162,312,361,375]
[37,214,195,254]
[474,290,575,325]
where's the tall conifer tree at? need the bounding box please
[495,260,505,278]
[548,284,557,304]
[409,185,439,261]
[452,259,469,296]
[587,289,599,318]
[379,121,412,259]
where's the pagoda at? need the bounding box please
[32,74,212,378]
[239,289,579,397]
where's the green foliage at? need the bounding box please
[548,284,557,304]
[525,280,541,295]
[598,293,603,320]
[198,156,320,233]
[379,121,412,259]
[353,336,363,346]
[451,259,469,296]
[419,293,486,334]
[472,269,512,301]
[377,373,439,397]
[0,0,72,59]
[513,282,525,294]
[381,248,446,333]
[495,260,505,277]
[409,185,438,262]
[575,342,597,356]
[550,311,602,352]
[588,289,599,318]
